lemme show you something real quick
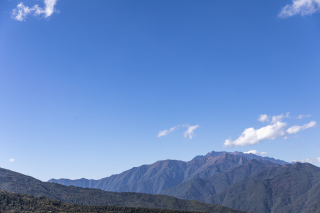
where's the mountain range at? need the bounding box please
[1,150,319,212]
[48,150,320,213]
[49,151,288,194]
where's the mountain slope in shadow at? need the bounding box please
[207,162,320,213]
[160,159,277,202]
[0,167,245,213]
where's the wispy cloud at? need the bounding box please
[183,125,199,139]
[286,121,316,134]
[157,124,199,139]
[298,114,311,119]
[224,113,316,147]
[244,150,268,156]
[279,0,320,18]
[9,159,15,162]
[157,125,180,137]
[12,0,58,21]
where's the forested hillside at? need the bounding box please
[0,191,246,213]
[0,167,244,213]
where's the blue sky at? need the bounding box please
[0,0,319,181]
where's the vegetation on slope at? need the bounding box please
[160,159,276,201]
[0,168,245,213]
[208,163,320,213]
[0,190,246,213]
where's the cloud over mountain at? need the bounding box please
[293,157,320,163]
[244,150,268,156]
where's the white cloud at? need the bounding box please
[258,114,269,123]
[279,0,320,18]
[298,114,311,119]
[287,121,316,134]
[244,150,268,156]
[269,113,290,124]
[224,113,317,147]
[183,125,199,139]
[293,157,320,163]
[271,114,284,124]
[158,124,199,139]
[224,121,287,147]
[43,0,58,17]
[9,159,15,162]
[157,125,179,137]
[12,0,58,21]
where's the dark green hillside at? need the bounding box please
[208,163,320,213]
[0,167,245,213]
[0,190,240,213]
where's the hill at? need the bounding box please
[0,167,245,213]
[207,162,320,213]
[0,190,245,213]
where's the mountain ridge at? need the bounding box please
[49,151,289,194]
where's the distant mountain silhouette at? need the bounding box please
[0,167,245,213]
[207,162,320,213]
[49,151,288,194]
